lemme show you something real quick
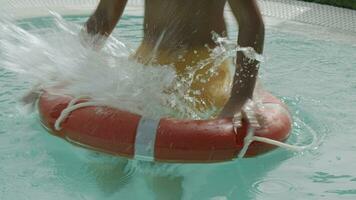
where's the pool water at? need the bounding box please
[1,15,356,200]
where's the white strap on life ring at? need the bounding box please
[134,117,160,161]
[54,96,161,161]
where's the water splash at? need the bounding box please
[0,13,263,119]
[211,31,264,63]
[0,14,178,119]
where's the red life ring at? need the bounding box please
[38,90,292,163]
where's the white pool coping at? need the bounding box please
[1,0,356,43]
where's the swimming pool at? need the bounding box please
[1,1,356,199]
